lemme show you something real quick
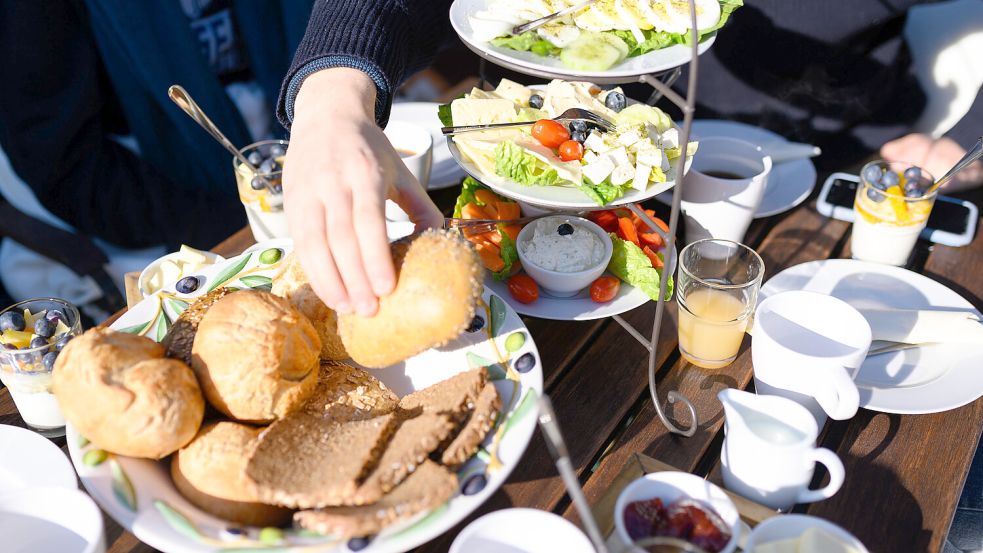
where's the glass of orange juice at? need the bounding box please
[677,239,764,369]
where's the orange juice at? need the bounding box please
[678,288,749,369]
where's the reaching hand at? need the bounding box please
[283,68,443,317]
[881,133,983,193]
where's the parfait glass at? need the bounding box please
[233,139,289,241]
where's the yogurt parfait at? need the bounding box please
[234,139,289,241]
[517,216,613,297]
[851,161,936,266]
[0,298,82,437]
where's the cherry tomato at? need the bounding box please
[558,139,584,161]
[507,274,539,304]
[531,119,570,149]
[590,276,621,303]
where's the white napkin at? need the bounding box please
[857,309,983,346]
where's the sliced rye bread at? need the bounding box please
[437,382,501,469]
[398,367,487,427]
[348,412,455,505]
[245,412,398,509]
[303,361,398,423]
[161,287,236,364]
[294,460,457,538]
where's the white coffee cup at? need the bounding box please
[751,290,872,427]
[383,121,433,222]
[682,137,772,243]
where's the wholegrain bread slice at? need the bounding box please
[161,287,235,364]
[349,413,455,505]
[246,412,398,509]
[303,361,398,423]
[293,460,457,538]
[398,367,487,427]
[437,383,501,469]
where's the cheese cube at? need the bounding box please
[629,137,655,152]
[661,128,679,150]
[618,130,642,147]
[632,164,652,191]
[583,150,599,164]
[178,244,208,266]
[611,165,634,186]
[583,131,610,153]
[636,149,663,168]
[582,156,615,185]
[608,147,630,167]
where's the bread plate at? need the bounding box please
[67,240,544,553]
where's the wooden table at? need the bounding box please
[2,184,981,553]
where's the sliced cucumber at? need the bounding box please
[559,32,629,71]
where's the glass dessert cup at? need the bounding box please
[233,139,289,241]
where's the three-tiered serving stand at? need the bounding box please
[448,0,708,437]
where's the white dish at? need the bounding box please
[657,120,818,218]
[0,424,77,494]
[516,216,613,297]
[69,239,544,553]
[759,259,983,414]
[0,486,106,553]
[450,508,594,553]
[449,0,716,84]
[744,514,869,553]
[390,102,465,190]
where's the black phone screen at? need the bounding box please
[827,178,970,235]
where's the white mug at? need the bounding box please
[383,121,433,222]
[681,136,772,243]
[751,290,871,427]
[719,389,845,512]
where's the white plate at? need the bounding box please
[0,486,106,553]
[760,259,983,414]
[389,102,465,190]
[0,424,77,494]
[657,120,818,218]
[68,240,544,553]
[489,245,676,320]
[450,508,594,553]
[449,0,716,84]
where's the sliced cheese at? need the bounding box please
[450,98,517,126]
[608,146,630,167]
[582,155,615,185]
[632,163,652,191]
[611,165,634,186]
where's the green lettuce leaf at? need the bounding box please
[437,103,453,127]
[494,141,561,186]
[453,176,483,218]
[494,227,519,281]
[576,178,631,206]
[491,32,560,57]
[607,234,674,301]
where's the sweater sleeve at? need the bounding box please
[278,0,454,129]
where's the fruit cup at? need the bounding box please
[851,161,936,266]
[233,139,289,241]
[0,298,82,437]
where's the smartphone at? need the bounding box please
[817,172,978,247]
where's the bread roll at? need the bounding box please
[171,421,292,527]
[52,328,204,459]
[191,290,320,422]
[339,230,483,368]
[271,253,347,360]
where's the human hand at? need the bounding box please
[880,133,983,193]
[284,68,443,316]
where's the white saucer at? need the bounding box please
[450,508,594,553]
[0,486,106,553]
[0,424,77,494]
[658,120,818,218]
[760,259,983,414]
[389,102,465,190]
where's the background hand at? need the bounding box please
[881,133,983,193]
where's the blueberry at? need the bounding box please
[175,276,200,294]
[247,151,263,166]
[347,536,372,551]
[0,311,26,332]
[557,223,574,236]
[34,317,54,339]
[904,180,924,198]
[45,309,66,325]
[569,119,588,133]
[570,130,587,144]
[466,315,485,333]
[879,171,900,189]
[270,144,286,157]
[528,94,544,109]
[866,187,885,203]
[461,473,488,496]
[42,351,58,371]
[250,176,265,190]
[30,336,49,350]
[903,166,922,184]
[605,91,627,112]
[259,158,276,174]
[514,352,536,373]
[54,334,73,352]
[862,164,882,185]
[272,183,283,194]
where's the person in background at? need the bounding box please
[280,0,981,317]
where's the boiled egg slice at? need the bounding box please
[662,0,721,32]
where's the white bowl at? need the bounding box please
[0,486,106,553]
[744,514,869,552]
[138,249,225,297]
[450,508,594,553]
[516,216,613,298]
[614,472,741,553]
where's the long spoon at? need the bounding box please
[167,85,278,195]
[927,136,983,194]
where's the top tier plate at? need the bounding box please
[449,0,715,84]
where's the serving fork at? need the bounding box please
[440,107,614,136]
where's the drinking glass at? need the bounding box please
[0,298,82,437]
[233,139,289,241]
[677,239,764,369]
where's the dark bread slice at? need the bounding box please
[437,383,501,469]
[293,460,457,538]
[303,361,398,423]
[398,367,487,427]
[245,412,398,509]
[161,287,235,364]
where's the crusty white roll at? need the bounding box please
[338,230,483,368]
[171,421,293,527]
[191,290,320,422]
[271,253,347,361]
[52,328,204,459]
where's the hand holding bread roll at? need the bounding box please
[339,230,483,368]
[272,253,348,361]
[52,328,204,459]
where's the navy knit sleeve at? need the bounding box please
[277,0,454,129]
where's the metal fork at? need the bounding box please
[440,107,614,136]
[445,211,590,235]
